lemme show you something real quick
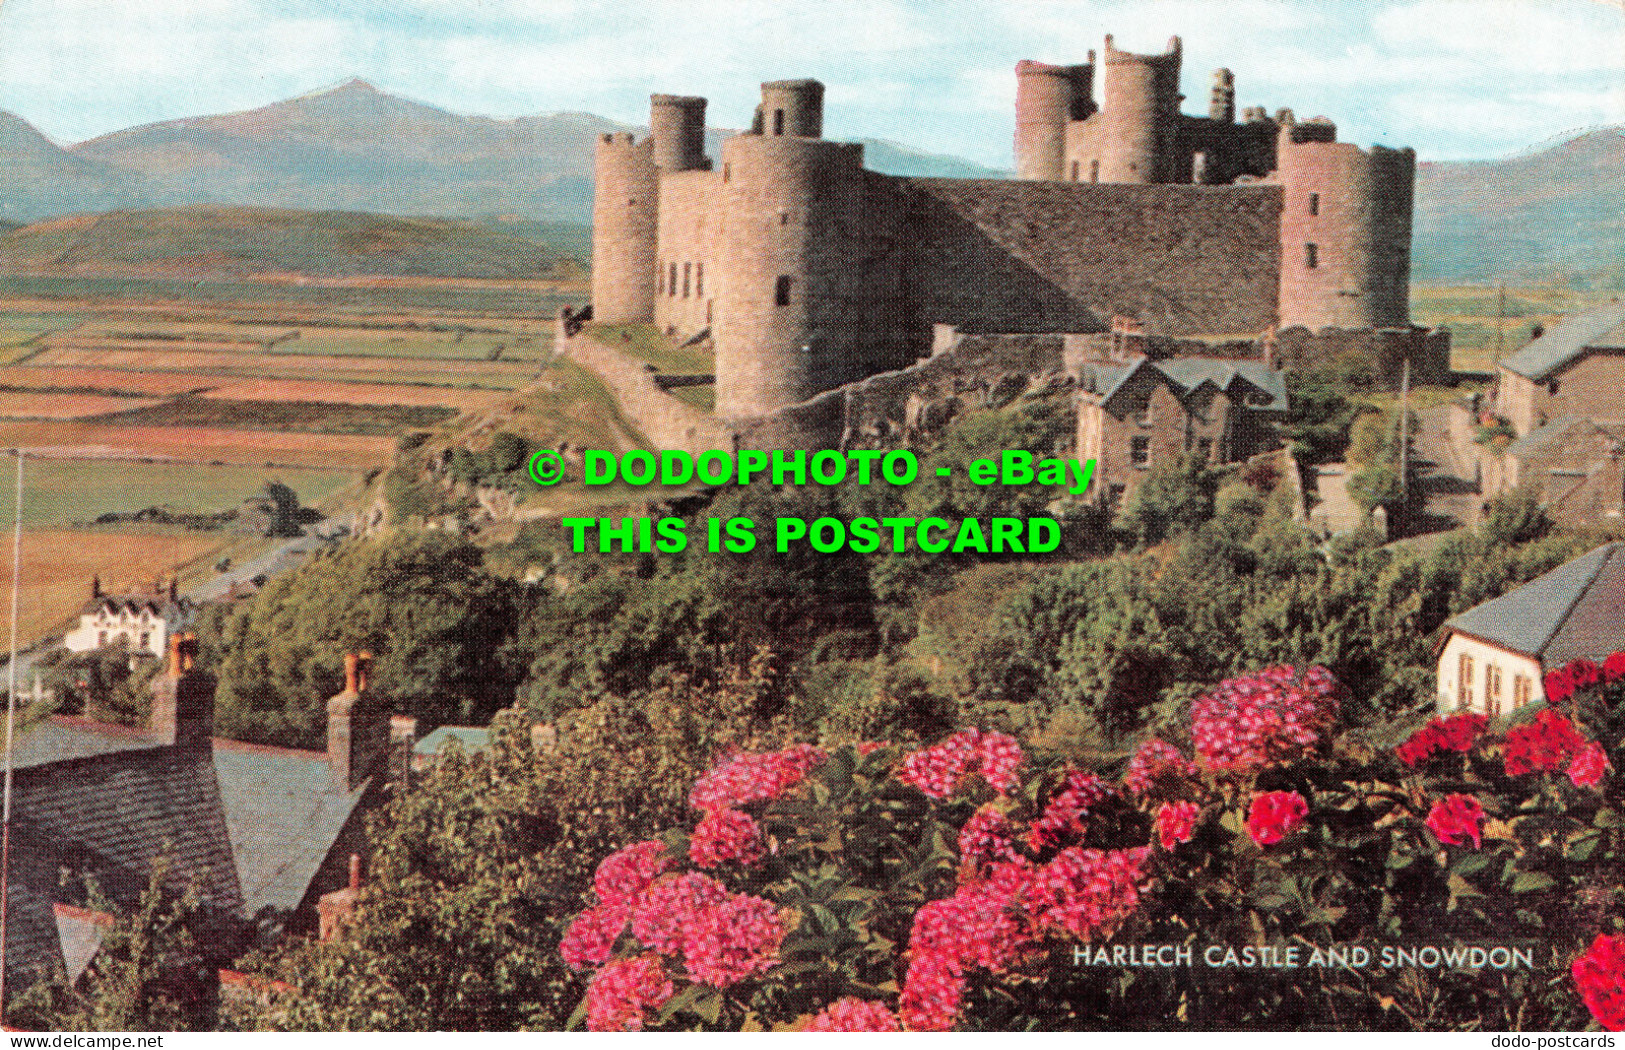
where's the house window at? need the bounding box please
[775,275,793,306]
[1308,192,1320,216]
[1090,160,1100,183]
[1486,664,1502,717]
[669,262,678,297]
[139,632,150,648]
[695,263,704,296]
[98,631,107,646]
[1070,161,1080,182]
[682,262,691,298]
[1305,243,1319,269]
[1458,652,1475,709]
[773,109,785,136]
[1130,436,1150,466]
[1514,674,1531,708]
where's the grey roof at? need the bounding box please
[1092,356,1289,414]
[1502,416,1588,460]
[413,725,492,757]
[4,746,243,989]
[1445,542,1625,662]
[1499,299,1625,382]
[212,741,368,920]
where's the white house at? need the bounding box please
[1435,542,1625,715]
[63,577,190,658]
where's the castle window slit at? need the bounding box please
[773,109,785,136]
[1305,243,1318,269]
[1308,192,1320,216]
[775,276,793,306]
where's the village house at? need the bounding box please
[1075,354,1288,501]
[2,641,410,993]
[62,577,190,658]
[1434,542,1625,716]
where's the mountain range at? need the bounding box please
[0,80,1620,287]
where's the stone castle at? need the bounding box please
[590,34,1423,424]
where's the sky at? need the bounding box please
[0,0,1621,165]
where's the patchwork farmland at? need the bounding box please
[0,273,616,645]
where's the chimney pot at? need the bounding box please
[348,853,362,891]
[343,652,359,694]
[167,634,184,678]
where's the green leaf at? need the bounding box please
[1595,809,1623,829]
[1451,852,1491,876]
[1565,832,1602,862]
[1510,871,1555,893]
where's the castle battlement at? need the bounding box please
[590,32,1419,420]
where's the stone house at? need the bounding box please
[2,641,410,996]
[1075,356,1288,502]
[1497,300,1625,438]
[1434,542,1625,716]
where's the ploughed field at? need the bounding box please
[0,274,607,646]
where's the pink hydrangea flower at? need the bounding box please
[898,729,1023,799]
[1122,738,1197,799]
[585,954,673,1032]
[1245,790,1309,846]
[630,873,730,957]
[680,891,787,987]
[689,744,826,812]
[689,808,764,868]
[1191,665,1342,772]
[1027,770,1111,851]
[1155,800,1202,850]
[958,806,1019,869]
[899,953,966,1032]
[805,997,902,1032]
[1569,742,1611,789]
[1425,793,1485,848]
[560,904,630,970]
[593,841,671,908]
[1604,651,1625,684]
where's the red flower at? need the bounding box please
[1245,790,1309,846]
[1027,769,1111,851]
[560,904,631,970]
[958,806,1019,870]
[1123,739,1198,799]
[805,998,902,1032]
[1569,742,1611,789]
[1396,713,1488,767]
[1604,651,1625,684]
[899,953,966,1032]
[898,729,1024,799]
[584,954,673,1032]
[1191,665,1343,772]
[1569,658,1603,688]
[1155,800,1202,850]
[689,808,764,868]
[1544,667,1576,705]
[593,841,671,908]
[1504,709,1589,776]
[689,744,826,812]
[1572,933,1625,1032]
[1425,793,1485,848]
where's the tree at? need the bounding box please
[209,533,523,749]
[1115,453,1222,544]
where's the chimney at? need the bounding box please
[317,853,363,941]
[167,577,178,603]
[149,633,213,749]
[389,714,417,788]
[91,575,101,600]
[328,651,389,791]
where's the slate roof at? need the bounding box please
[1499,299,1625,382]
[1502,416,1588,460]
[1444,542,1625,664]
[413,725,491,758]
[3,746,242,989]
[2,716,373,987]
[1083,356,1288,414]
[77,595,192,623]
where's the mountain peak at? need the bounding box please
[300,78,383,101]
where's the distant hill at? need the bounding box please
[0,206,583,281]
[0,81,1616,286]
[1413,127,1625,288]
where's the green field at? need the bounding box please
[1411,284,1616,374]
[0,459,358,530]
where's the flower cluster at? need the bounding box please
[689,744,826,813]
[1027,769,1112,851]
[1569,742,1611,789]
[689,808,764,868]
[1122,739,1198,799]
[1190,665,1342,772]
[804,997,902,1032]
[594,840,672,907]
[1156,800,1202,850]
[1504,709,1589,776]
[901,846,1151,1030]
[898,729,1024,799]
[1572,933,1625,1032]
[958,806,1019,870]
[1545,650,1625,704]
[1246,790,1309,846]
[1425,793,1486,849]
[585,954,673,1032]
[1396,713,1488,767]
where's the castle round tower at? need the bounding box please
[650,94,709,171]
[760,79,824,138]
[1275,119,1415,330]
[1014,59,1094,181]
[590,132,659,325]
[1095,35,1183,184]
[713,100,869,419]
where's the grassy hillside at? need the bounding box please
[0,206,587,281]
